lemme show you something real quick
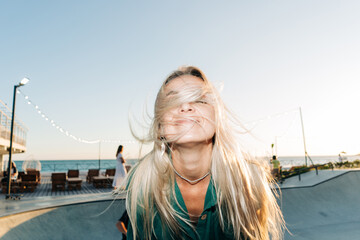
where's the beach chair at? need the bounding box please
[103,169,115,188]
[68,169,79,178]
[18,171,25,181]
[104,168,115,176]
[1,177,21,194]
[51,173,66,191]
[20,174,38,192]
[27,170,41,183]
[86,169,99,183]
[1,177,7,193]
[67,170,82,190]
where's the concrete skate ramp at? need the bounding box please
[2,171,360,240]
[0,199,125,240]
[281,170,360,240]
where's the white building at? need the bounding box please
[0,99,27,174]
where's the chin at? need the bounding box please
[173,135,213,145]
[164,128,215,144]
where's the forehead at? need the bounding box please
[164,75,204,93]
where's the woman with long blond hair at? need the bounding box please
[124,66,284,239]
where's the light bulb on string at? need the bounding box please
[17,89,137,145]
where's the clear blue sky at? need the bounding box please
[1,1,359,160]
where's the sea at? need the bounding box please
[6,155,360,172]
[8,159,139,172]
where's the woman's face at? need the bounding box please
[161,75,215,145]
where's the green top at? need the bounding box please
[272,159,280,169]
[127,178,237,239]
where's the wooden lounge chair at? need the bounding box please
[51,173,66,191]
[67,170,82,190]
[20,174,38,192]
[68,169,79,178]
[1,178,21,194]
[1,177,7,193]
[104,168,115,176]
[93,176,110,188]
[27,170,41,183]
[86,169,99,183]
[18,171,25,181]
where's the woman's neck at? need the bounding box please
[171,142,212,180]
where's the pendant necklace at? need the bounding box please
[173,168,211,185]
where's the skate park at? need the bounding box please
[1,169,360,239]
[280,169,360,239]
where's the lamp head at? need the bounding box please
[19,78,30,86]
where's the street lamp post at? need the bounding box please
[6,78,29,199]
[299,107,308,167]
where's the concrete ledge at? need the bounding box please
[276,169,357,189]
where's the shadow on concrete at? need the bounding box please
[0,199,125,240]
[3,171,360,240]
[281,171,360,240]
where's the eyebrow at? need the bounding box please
[166,90,178,96]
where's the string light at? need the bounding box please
[17,90,136,145]
[17,90,300,147]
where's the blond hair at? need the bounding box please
[124,66,285,239]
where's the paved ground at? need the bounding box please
[0,191,125,217]
[0,199,126,240]
[281,169,360,239]
[1,169,359,239]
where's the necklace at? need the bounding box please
[173,168,211,185]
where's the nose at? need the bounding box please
[179,102,193,113]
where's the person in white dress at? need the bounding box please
[112,145,127,189]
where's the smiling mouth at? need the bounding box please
[174,118,200,125]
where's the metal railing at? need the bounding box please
[0,100,28,147]
[47,162,117,172]
[281,163,334,181]
[14,162,119,173]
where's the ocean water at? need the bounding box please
[9,159,139,172]
[7,155,360,172]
